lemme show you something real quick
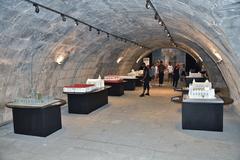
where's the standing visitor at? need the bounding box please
[173,64,180,89]
[140,63,151,97]
[154,62,159,85]
[150,65,155,80]
[180,63,186,85]
[167,62,173,83]
[158,60,166,86]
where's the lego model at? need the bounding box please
[188,80,215,99]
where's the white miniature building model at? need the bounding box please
[63,76,104,93]
[86,76,105,89]
[188,80,215,99]
[104,75,122,82]
[63,84,96,93]
[119,75,136,79]
[187,72,202,78]
[127,69,143,77]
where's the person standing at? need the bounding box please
[158,60,166,86]
[180,63,186,85]
[154,62,159,85]
[172,64,180,89]
[167,62,173,83]
[140,63,151,97]
[150,65,155,80]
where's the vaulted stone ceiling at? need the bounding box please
[0,0,240,113]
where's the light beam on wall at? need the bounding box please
[117,57,124,64]
[211,48,223,63]
[56,55,65,64]
[214,52,223,63]
[136,57,142,63]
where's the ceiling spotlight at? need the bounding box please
[171,42,175,46]
[33,4,39,13]
[74,20,78,26]
[154,13,158,20]
[24,1,149,50]
[61,14,66,22]
[158,19,163,26]
[164,27,168,32]
[145,0,151,9]
[89,26,92,31]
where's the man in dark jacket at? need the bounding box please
[140,63,151,97]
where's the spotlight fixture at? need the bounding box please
[145,0,177,48]
[24,0,150,50]
[164,27,168,32]
[33,3,39,13]
[154,12,158,20]
[61,14,66,22]
[158,19,163,26]
[145,0,151,9]
[74,20,78,26]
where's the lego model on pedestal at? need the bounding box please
[63,77,108,114]
[6,94,66,137]
[188,80,215,99]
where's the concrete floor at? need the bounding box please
[0,86,240,160]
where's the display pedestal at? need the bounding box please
[105,81,124,96]
[123,78,137,90]
[6,99,66,137]
[64,87,109,114]
[182,95,224,132]
[185,77,206,86]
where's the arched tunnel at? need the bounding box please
[1,0,239,114]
